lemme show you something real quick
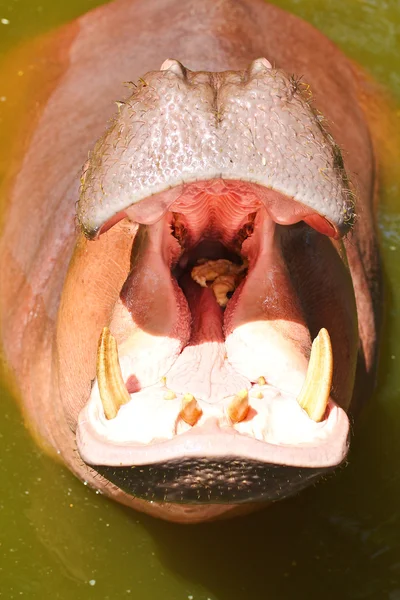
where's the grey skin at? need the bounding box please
[0,0,381,523]
[78,59,354,238]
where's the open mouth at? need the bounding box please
[75,59,357,504]
[77,179,352,502]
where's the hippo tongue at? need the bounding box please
[165,276,250,400]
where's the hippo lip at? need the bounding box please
[77,402,349,468]
[77,401,349,469]
[75,59,356,499]
[77,58,355,240]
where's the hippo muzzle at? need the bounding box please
[73,58,358,504]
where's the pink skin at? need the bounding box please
[0,0,382,523]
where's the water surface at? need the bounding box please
[0,1,399,598]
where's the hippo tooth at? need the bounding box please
[257,376,266,386]
[248,57,273,77]
[179,393,202,426]
[159,58,187,79]
[297,328,333,422]
[97,327,131,420]
[164,390,177,400]
[227,389,250,424]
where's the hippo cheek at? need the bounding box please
[60,59,359,504]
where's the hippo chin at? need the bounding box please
[0,0,382,523]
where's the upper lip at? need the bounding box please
[77,60,355,240]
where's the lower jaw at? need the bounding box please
[76,396,349,505]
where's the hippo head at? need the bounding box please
[60,58,358,508]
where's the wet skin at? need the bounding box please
[0,0,382,523]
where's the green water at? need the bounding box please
[0,0,399,598]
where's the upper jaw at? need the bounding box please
[77,58,355,240]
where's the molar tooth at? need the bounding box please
[297,328,333,422]
[227,389,250,423]
[97,327,131,420]
[179,393,202,426]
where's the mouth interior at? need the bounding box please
[81,180,347,454]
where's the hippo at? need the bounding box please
[0,0,383,523]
